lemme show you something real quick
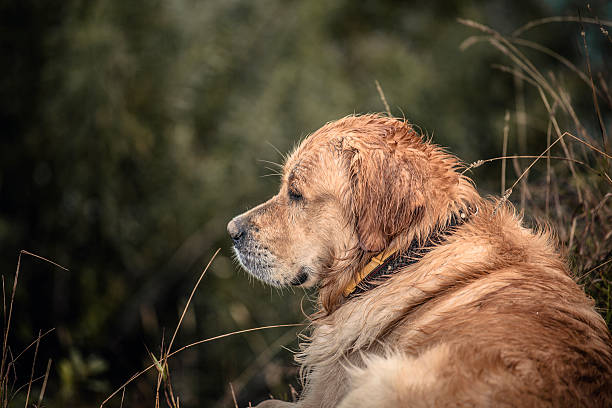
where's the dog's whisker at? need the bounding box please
[263,166,283,174]
[265,141,289,163]
[258,159,284,168]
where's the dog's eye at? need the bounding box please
[288,186,303,201]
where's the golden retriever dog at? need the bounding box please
[227,114,612,407]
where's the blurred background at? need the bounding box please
[1,0,610,406]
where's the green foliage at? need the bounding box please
[0,0,609,406]
[58,350,109,399]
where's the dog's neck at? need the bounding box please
[318,141,481,315]
[343,206,476,298]
[317,199,480,316]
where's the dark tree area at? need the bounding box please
[0,0,610,406]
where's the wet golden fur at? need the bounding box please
[227,114,612,407]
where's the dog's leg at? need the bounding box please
[336,344,539,408]
[336,346,452,408]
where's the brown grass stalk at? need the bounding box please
[375,80,392,117]
[512,16,612,37]
[579,19,609,151]
[37,358,52,407]
[23,330,41,408]
[501,110,510,194]
[230,383,238,408]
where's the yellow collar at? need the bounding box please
[342,248,398,297]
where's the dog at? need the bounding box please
[227,114,612,407]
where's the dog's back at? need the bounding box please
[304,203,612,408]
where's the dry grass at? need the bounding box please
[459,15,612,325]
[1,250,66,408]
[2,249,301,407]
[99,248,302,407]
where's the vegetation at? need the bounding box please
[0,0,609,406]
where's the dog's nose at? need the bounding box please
[227,217,246,243]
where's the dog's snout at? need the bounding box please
[227,217,246,243]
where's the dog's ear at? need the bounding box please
[346,138,426,253]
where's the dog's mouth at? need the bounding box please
[233,243,315,287]
[232,244,277,284]
[290,267,311,286]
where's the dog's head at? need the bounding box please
[228,114,474,293]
